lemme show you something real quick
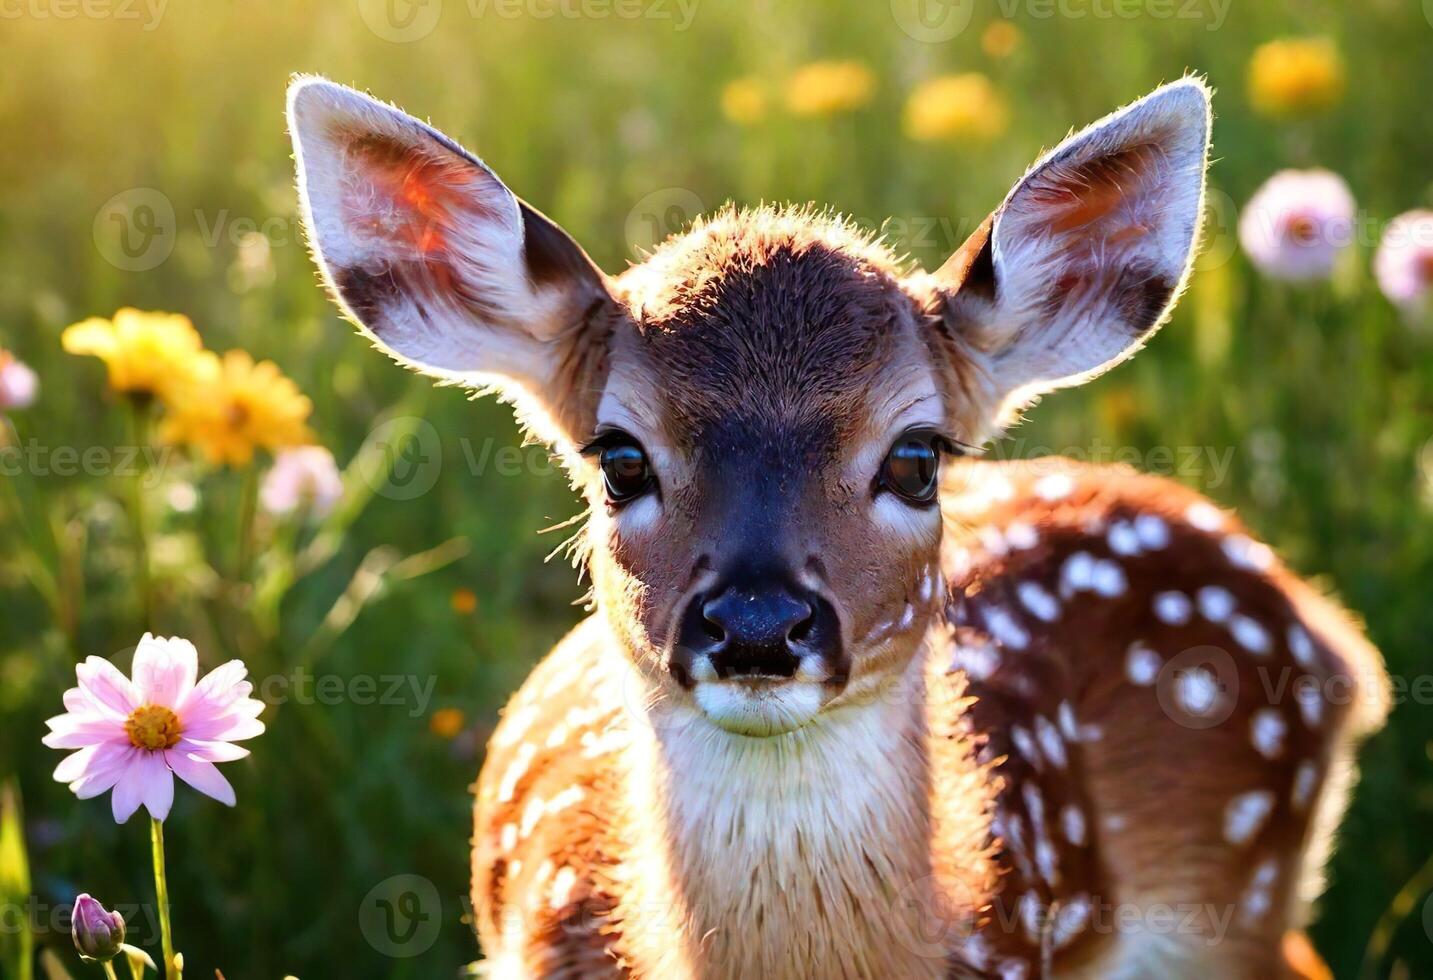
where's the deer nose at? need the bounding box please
[673,578,838,683]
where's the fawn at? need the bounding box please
[288,76,1389,978]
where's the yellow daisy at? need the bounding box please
[162,350,313,466]
[61,308,205,400]
[785,60,876,117]
[1248,38,1344,118]
[904,74,1009,144]
[720,77,768,125]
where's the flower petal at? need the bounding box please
[110,761,147,824]
[182,714,265,743]
[175,737,250,763]
[72,745,138,799]
[138,752,175,821]
[166,751,236,807]
[132,635,198,707]
[42,716,124,749]
[176,660,250,718]
[53,746,98,784]
[76,657,138,716]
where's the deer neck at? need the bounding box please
[615,639,991,980]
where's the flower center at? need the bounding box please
[124,704,183,751]
[226,400,250,430]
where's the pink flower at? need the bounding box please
[1238,169,1356,281]
[260,445,343,518]
[44,635,265,823]
[0,349,38,410]
[1374,209,1433,318]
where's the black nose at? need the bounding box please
[673,578,840,682]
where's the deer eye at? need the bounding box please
[877,431,948,505]
[584,432,655,503]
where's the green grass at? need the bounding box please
[1,1,1430,976]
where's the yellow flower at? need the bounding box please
[720,77,768,125]
[450,587,478,615]
[904,74,1009,144]
[429,707,466,739]
[785,60,875,117]
[61,308,205,400]
[1248,37,1344,117]
[981,21,1021,59]
[162,350,313,466]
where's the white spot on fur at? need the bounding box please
[1292,760,1319,811]
[494,703,539,748]
[1052,893,1092,949]
[1091,559,1127,597]
[1017,581,1060,622]
[1223,533,1274,571]
[1176,666,1223,717]
[1196,585,1235,623]
[1153,590,1193,625]
[1034,472,1076,501]
[1134,513,1171,549]
[1005,521,1040,550]
[977,525,1010,556]
[1107,520,1142,556]
[1250,708,1287,760]
[1240,858,1280,925]
[1230,614,1273,655]
[1186,500,1224,531]
[1061,804,1087,846]
[499,822,518,852]
[1224,790,1276,845]
[1057,700,1079,740]
[1297,682,1325,729]
[1011,725,1041,770]
[1035,715,1068,769]
[1125,643,1161,686]
[984,605,1030,650]
[1288,624,1318,668]
[951,641,1000,680]
[1104,813,1128,833]
[519,795,545,838]
[998,959,1030,980]
[1060,551,1096,596]
[1035,837,1061,886]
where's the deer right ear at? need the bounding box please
[287,76,616,446]
[934,78,1211,424]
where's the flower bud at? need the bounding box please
[71,894,126,962]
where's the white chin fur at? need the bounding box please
[692,680,826,737]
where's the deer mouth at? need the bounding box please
[690,676,830,737]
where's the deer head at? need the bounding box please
[288,76,1210,737]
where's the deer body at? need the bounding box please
[286,76,1389,978]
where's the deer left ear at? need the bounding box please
[935,78,1211,418]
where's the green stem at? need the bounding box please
[235,464,259,582]
[101,963,119,980]
[127,402,154,627]
[149,818,179,980]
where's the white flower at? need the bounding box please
[260,446,343,518]
[1374,209,1433,319]
[1238,169,1355,282]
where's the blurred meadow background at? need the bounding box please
[1,0,1431,976]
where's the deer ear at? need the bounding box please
[287,76,615,445]
[935,79,1211,419]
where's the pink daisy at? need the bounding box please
[1238,169,1356,282]
[260,445,343,518]
[0,349,38,410]
[44,635,265,823]
[1374,209,1433,319]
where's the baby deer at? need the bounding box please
[288,77,1389,978]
